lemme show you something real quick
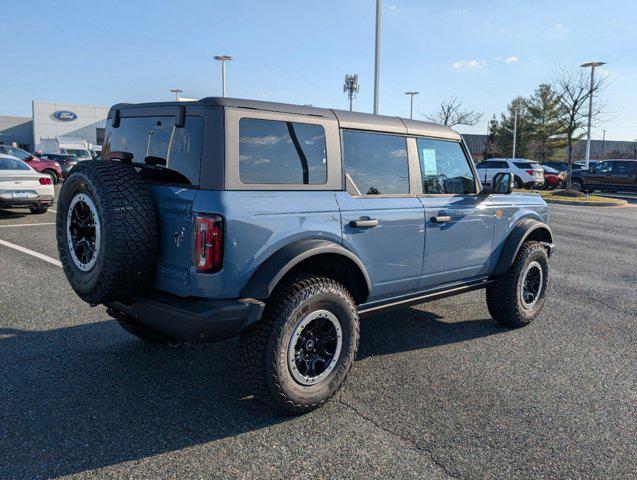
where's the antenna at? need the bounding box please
[343,74,360,111]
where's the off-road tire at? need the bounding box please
[56,160,157,305]
[486,241,549,327]
[239,275,359,414]
[111,311,175,344]
[29,204,48,214]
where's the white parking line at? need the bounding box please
[0,222,55,228]
[0,239,62,268]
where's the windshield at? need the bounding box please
[65,149,92,160]
[0,157,30,170]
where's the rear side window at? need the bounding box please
[514,161,539,169]
[417,138,476,194]
[103,115,203,185]
[239,118,327,184]
[342,130,409,195]
[0,157,30,170]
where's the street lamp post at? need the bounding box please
[601,129,606,160]
[512,107,518,160]
[214,55,234,97]
[373,0,381,114]
[580,61,606,169]
[404,92,419,119]
[170,89,183,101]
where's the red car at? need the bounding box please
[541,165,566,189]
[0,145,63,184]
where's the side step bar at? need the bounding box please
[358,279,493,317]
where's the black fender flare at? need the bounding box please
[240,239,371,301]
[493,219,554,275]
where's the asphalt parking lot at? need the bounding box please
[1,187,635,479]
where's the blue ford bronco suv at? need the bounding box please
[56,98,554,413]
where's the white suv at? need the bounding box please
[475,158,544,189]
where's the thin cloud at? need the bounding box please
[387,4,397,11]
[505,56,520,64]
[452,60,486,70]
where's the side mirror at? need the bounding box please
[493,172,513,194]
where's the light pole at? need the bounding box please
[512,106,518,160]
[580,61,606,169]
[601,129,606,160]
[404,92,419,119]
[373,0,381,114]
[170,89,183,101]
[214,55,234,97]
[343,74,360,111]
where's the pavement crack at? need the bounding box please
[337,397,462,480]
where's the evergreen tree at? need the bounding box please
[495,97,531,159]
[482,115,503,159]
[526,84,566,162]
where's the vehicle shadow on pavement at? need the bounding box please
[358,307,507,359]
[0,310,505,479]
[0,322,285,479]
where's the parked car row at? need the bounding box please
[0,154,55,214]
[474,157,636,192]
[0,145,63,185]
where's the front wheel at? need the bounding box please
[570,179,584,192]
[240,275,359,414]
[486,241,549,327]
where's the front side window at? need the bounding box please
[592,162,612,173]
[417,138,476,194]
[475,161,489,169]
[103,115,203,185]
[342,130,409,195]
[239,118,327,184]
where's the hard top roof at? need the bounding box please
[110,97,461,141]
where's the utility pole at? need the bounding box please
[404,92,419,119]
[601,129,606,160]
[214,55,234,97]
[373,0,381,114]
[580,61,606,169]
[343,75,360,111]
[170,89,183,101]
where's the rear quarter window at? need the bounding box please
[103,115,203,185]
[238,118,327,184]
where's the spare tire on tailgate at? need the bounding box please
[56,160,157,305]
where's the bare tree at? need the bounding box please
[552,68,606,189]
[423,96,483,127]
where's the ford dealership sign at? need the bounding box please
[53,110,78,122]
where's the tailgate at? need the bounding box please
[147,184,197,297]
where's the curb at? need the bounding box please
[544,198,628,207]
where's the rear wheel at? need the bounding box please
[570,179,584,192]
[486,241,549,327]
[240,275,359,414]
[514,176,524,189]
[29,204,48,214]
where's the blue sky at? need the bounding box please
[2,0,635,140]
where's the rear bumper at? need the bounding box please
[0,194,54,208]
[106,290,265,343]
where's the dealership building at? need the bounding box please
[0,101,109,153]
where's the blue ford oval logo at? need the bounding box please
[53,110,78,121]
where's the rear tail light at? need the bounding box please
[39,177,52,185]
[194,215,223,273]
[527,170,535,175]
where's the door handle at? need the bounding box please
[431,215,452,223]
[350,217,379,228]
